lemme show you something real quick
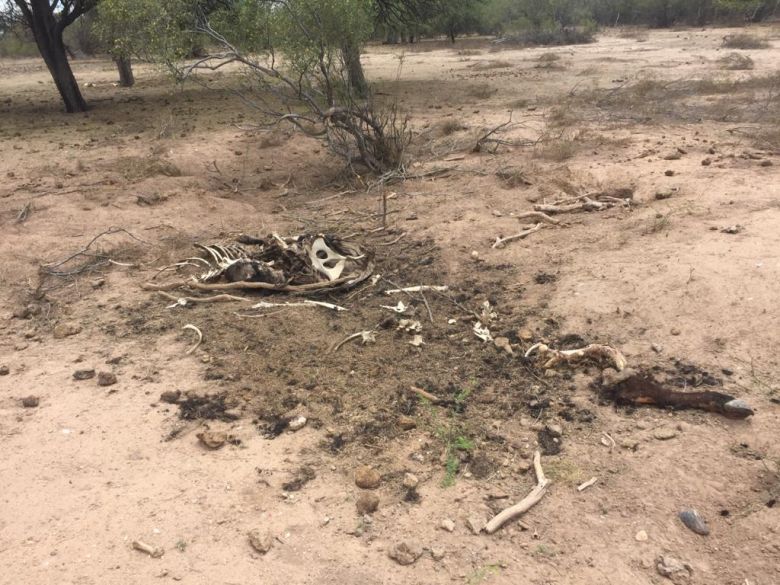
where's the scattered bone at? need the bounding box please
[182,324,203,355]
[493,337,514,355]
[397,319,422,333]
[485,451,550,534]
[577,477,598,492]
[159,292,251,307]
[288,415,307,431]
[409,386,442,404]
[473,321,493,342]
[385,285,448,294]
[492,223,544,249]
[513,211,560,225]
[380,301,408,313]
[249,300,347,312]
[331,330,376,353]
[409,335,424,347]
[132,540,164,558]
[525,343,626,371]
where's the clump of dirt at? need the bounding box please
[282,465,316,492]
[177,393,238,421]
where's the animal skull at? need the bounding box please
[309,237,346,281]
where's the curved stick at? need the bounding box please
[484,451,550,534]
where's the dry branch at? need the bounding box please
[485,451,550,534]
[492,223,544,249]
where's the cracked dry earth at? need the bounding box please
[2,26,780,585]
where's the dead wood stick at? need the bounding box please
[158,292,251,305]
[484,451,550,534]
[492,223,543,249]
[182,324,203,355]
[330,330,375,353]
[577,477,598,492]
[132,540,164,558]
[514,211,560,225]
[420,290,434,323]
[376,232,407,246]
[409,385,442,404]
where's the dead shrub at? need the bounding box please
[496,167,532,188]
[115,156,182,181]
[722,34,769,50]
[436,119,467,136]
[468,85,497,100]
[534,137,580,161]
[718,52,755,70]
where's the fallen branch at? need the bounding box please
[182,324,203,355]
[485,450,550,534]
[514,211,560,225]
[409,385,442,404]
[330,330,376,353]
[385,285,449,295]
[492,223,544,249]
[525,342,627,371]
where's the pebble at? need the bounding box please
[73,369,96,381]
[0,365,9,376]
[656,555,693,584]
[197,430,227,450]
[545,423,563,438]
[97,372,117,386]
[651,343,663,353]
[621,438,640,451]
[356,492,379,515]
[402,473,419,490]
[430,547,446,561]
[517,327,534,342]
[493,337,513,355]
[287,415,307,431]
[398,415,416,430]
[678,508,710,536]
[354,465,381,489]
[440,518,455,532]
[635,529,648,542]
[670,328,681,336]
[654,427,677,440]
[388,542,422,565]
[21,396,40,408]
[53,322,82,339]
[466,515,485,534]
[247,530,273,554]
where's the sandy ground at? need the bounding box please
[1,27,779,585]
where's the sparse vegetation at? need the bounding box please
[718,52,755,70]
[722,33,770,50]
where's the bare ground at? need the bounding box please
[1,27,779,585]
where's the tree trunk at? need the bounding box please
[449,29,456,43]
[341,41,367,98]
[115,56,135,88]
[27,8,87,112]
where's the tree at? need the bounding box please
[6,1,98,112]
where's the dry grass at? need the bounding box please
[722,34,770,50]
[495,167,532,188]
[470,60,514,71]
[537,52,561,63]
[457,49,483,57]
[534,135,581,161]
[618,27,649,42]
[436,119,468,136]
[257,129,290,149]
[467,84,498,100]
[718,52,755,70]
[115,156,182,181]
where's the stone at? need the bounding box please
[21,396,39,408]
[635,530,648,542]
[73,369,96,381]
[654,427,677,441]
[517,327,534,342]
[288,415,307,431]
[0,365,9,376]
[656,555,693,584]
[402,473,419,490]
[247,530,273,554]
[354,465,381,489]
[651,343,663,353]
[53,322,82,339]
[430,547,446,561]
[197,430,227,450]
[545,423,563,438]
[388,542,422,566]
[678,509,710,536]
[493,337,513,355]
[356,492,379,515]
[97,372,117,386]
[440,518,455,532]
[670,328,681,336]
[398,415,416,430]
[466,515,485,535]
[621,438,640,451]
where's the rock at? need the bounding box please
[354,465,381,489]
[656,555,693,584]
[388,542,422,566]
[402,473,419,490]
[288,415,307,431]
[621,438,640,451]
[635,529,648,542]
[654,427,677,441]
[53,322,82,339]
[670,328,681,336]
[440,518,455,532]
[97,372,117,386]
[664,170,675,176]
[21,396,39,408]
[356,492,379,515]
[651,343,663,353]
[12,307,31,319]
[197,430,227,450]
[517,327,534,342]
[247,530,273,554]
[73,369,96,381]
[493,337,513,355]
[545,423,563,438]
[655,190,674,200]
[678,508,710,536]
[160,390,181,404]
[0,365,9,376]
[466,515,485,535]
[398,415,416,430]
[430,547,446,561]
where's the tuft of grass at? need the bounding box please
[471,59,514,71]
[537,52,561,63]
[534,137,580,161]
[718,52,755,70]
[496,167,532,188]
[468,84,497,100]
[435,387,474,487]
[722,34,770,50]
[437,119,467,136]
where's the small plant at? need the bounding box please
[435,386,474,487]
[718,52,755,70]
[175,540,187,552]
[722,34,769,50]
[466,564,501,585]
